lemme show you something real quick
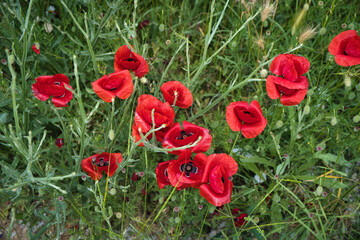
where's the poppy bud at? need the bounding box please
[344,75,351,88]
[275,120,283,128]
[319,28,326,35]
[109,188,116,195]
[331,116,337,126]
[260,69,268,78]
[108,129,115,140]
[159,24,165,32]
[304,105,310,114]
[140,77,148,84]
[9,54,15,64]
[316,186,323,196]
[303,3,309,11]
[353,115,360,123]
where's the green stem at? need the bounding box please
[6,49,21,137]
[288,106,297,146]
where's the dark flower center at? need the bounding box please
[92,157,109,167]
[54,82,61,86]
[180,162,198,177]
[176,130,193,140]
[221,176,225,183]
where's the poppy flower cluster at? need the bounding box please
[132,81,198,148]
[156,149,238,206]
[92,45,149,102]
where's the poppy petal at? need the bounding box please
[271,76,309,90]
[280,88,308,106]
[266,76,281,99]
[52,83,73,107]
[155,160,174,189]
[199,180,233,207]
[334,55,360,67]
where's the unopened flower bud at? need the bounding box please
[138,77,147,84]
[303,3,309,11]
[9,54,15,64]
[108,129,115,140]
[330,116,337,126]
[159,24,165,32]
[319,28,326,35]
[353,115,360,123]
[304,105,310,114]
[109,188,116,195]
[316,186,323,196]
[344,75,351,88]
[349,92,355,100]
[260,69,268,78]
[275,120,283,128]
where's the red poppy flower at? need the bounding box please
[133,94,175,143]
[114,45,149,78]
[155,160,174,189]
[81,152,123,181]
[92,70,133,102]
[328,30,360,66]
[266,54,310,106]
[160,81,193,108]
[199,153,238,206]
[162,121,212,155]
[131,172,138,181]
[232,209,248,227]
[32,74,73,107]
[226,100,267,138]
[167,150,208,190]
[32,43,40,54]
[55,138,64,148]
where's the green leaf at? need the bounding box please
[240,156,276,167]
[313,153,351,167]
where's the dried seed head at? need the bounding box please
[299,26,318,44]
[254,36,265,49]
[44,23,53,33]
[261,0,275,22]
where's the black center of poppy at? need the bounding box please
[127,58,135,61]
[92,157,109,167]
[164,169,168,177]
[221,177,225,183]
[176,130,193,140]
[180,162,198,177]
[110,87,117,90]
[54,82,61,86]
[243,111,251,114]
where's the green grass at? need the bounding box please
[1,0,360,239]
